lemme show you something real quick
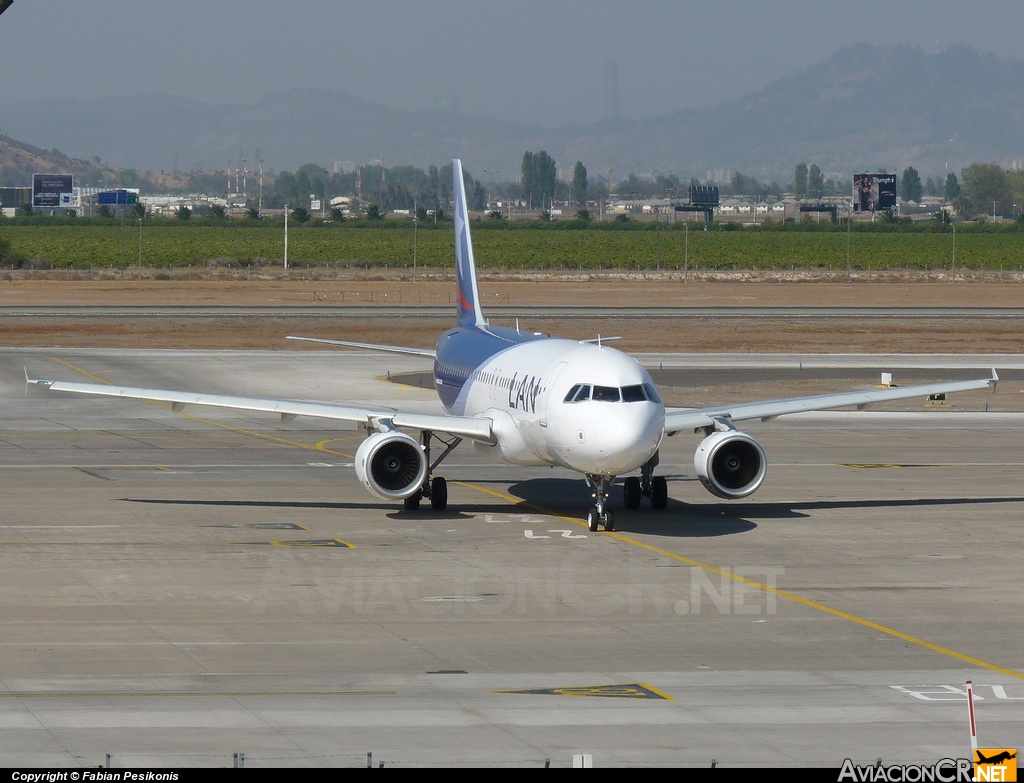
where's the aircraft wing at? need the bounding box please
[664,370,999,434]
[25,376,495,444]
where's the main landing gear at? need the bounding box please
[622,454,668,511]
[403,430,461,512]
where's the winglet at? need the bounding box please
[24,368,53,394]
[990,367,999,390]
[452,158,485,328]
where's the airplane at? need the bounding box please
[976,751,1016,765]
[26,158,999,532]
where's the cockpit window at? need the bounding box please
[565,383,661,403]
[621,384,647,402]
[563,384,590,403]
[592,385,620,402]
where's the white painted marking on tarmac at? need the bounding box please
[1,525,120,529]
[420,595,485,603]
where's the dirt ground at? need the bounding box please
[1,268,1023,353]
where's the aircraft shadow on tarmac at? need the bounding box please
[120,489,1024,538]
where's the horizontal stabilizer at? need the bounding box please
[285,335,436,357]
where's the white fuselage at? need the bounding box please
[443,336,665,477]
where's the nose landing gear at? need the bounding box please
[585,474,615,532]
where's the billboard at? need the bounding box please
[98,190,138,205]
[689,184,720,207]
[853,173,897,212]
[32,173,74,208]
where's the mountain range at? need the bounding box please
[2,44,1022,185]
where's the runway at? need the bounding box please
[2,304,1023,319]
[2,348,1022,768]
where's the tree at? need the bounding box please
[295,163,329,201]
[901,167,923,203]
[176,205,191,221]
[208,204,228,220]
[794,162,808,199]
[329,207,345,222]
[807,164,824,198]
[17,203,35,217]
[96,205,112,218]
[957,163,1011,218]
[487,210,503,220]
[572,161,588,205]
[245,206,261,221]
[131,202,147,221]
[471,182,487,212]
[575,208,592,223]
[944,172,961,202]
[521,150,557,208]
[364,204,383,221]
[0,235,16,265]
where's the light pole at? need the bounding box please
[284,205,289,270]
[951,220,956,283]
[483,169,498,210]
[846,200,852,282]
[683,222,689,283]
[412,199,418,281]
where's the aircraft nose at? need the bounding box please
[573,403,664,474]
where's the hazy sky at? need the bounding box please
[2,1,1022,125]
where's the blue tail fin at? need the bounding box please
[452,158,485,327]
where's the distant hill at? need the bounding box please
[0,134,118,186]
[2,44,1023,184]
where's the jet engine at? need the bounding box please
[355,431,427,501]
[694,430,767,499]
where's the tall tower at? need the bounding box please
[603,59,620,120]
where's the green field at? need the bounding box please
[2,219,1023,272]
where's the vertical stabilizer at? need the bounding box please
[452,158,485,327]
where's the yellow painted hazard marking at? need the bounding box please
[209,523,308,530]
[491,682,672,700]
[235,538,355,548]
[837,463,902,469]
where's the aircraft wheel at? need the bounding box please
[404,491,422,511]
[651,476,668,510]
[603,511,615,532]
[587,507,600,532]
[623,477,641,510]
[430,476,448,511]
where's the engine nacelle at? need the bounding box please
[694,430,767,499]
[354,431,427,501]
